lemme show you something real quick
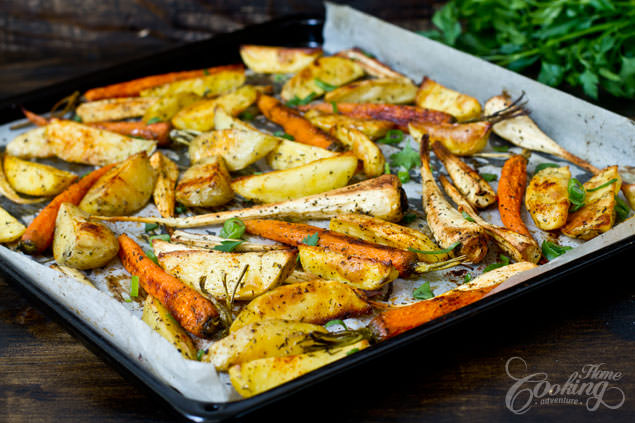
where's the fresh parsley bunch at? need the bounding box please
[420,0,635,99]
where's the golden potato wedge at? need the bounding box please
[188,128,280,171]
[175,156,233,208]
[281,57,364,102]
[231,153,358,203]
[6,127,55,159]
[298,244,399,290]
[149,152,179,218]
[46,120,156,166]
[331,125,385,177]
[240,45,323,73]
[230,280,371,332]
[142,295,197,360]
[0,206,25,243]
[204,319,326,371]
[75,97,158,123]
[307,113,394,140]
[334,48,409,80]
[266,139,337,170]
[142,92,201,123]
[562,166,621,240]
[79,152,156,216]
[324,78,417,104]
[229,339,369,397]
[0,154,45,205]
[140,68,246,97]
[525,166,571,230]
[409,120,491,156]
[171,85,260,131]
[154,241,297,301]
[53,203,119,269]
[415,77,481,122]
[3,155,77,196]
[329,213,450,264]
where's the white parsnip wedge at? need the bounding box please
[153,240,297,301]
[0,206,25,243]
[149,152,179,218]
[525,166,571,230]
[203,319,327,371]
[75,97,158,123]
[170,230,288,252]
[306,112,394,140]
[6,126,55,159]
[484,94,599,174]
[46,120,156,166]
[93,174,407,227]
[229,339,369,397]
[175,155,233,208]
[331,125,385,177]
[335,48,409,80]
[140,67,245,98]
[50,264,94,287]
[3,155,77,197]
[239,45,323,73]
[266,139,337,170]
[324,78,417,104]
[415,77,482,122]
[142,295,197,360]
[231,153,358,203]
[440,175,540,264]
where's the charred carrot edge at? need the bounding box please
[244,219,417,277]
[90,121,172,145]
[117,234,219,338]
[83,64,244,101]
[498,154,533,239]
[257,95,339,150]
[298,103,453,131]
[19,163,116,254]
[22,108,49,126]
[370,289,488,340]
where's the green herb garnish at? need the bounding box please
[203,68,210,76]
[219,218,245,239]
[541,241,573,261]
[325,319,347,329]
[401,213,417,224]
[146,117,162,124]
[463,273,472,284]
[72,115,82,122]
[331,101,339,114]
[413,281,434,300]
[397,169,410,184]
[483,254,510,273]
[314,78,337,92]
[213,240,245,253]
[346,348,360,356]
[492,145,509,152]
[145,249,158,264]
[615,196,631,221]
[480,173,497,182]
[568,178,586,211]
[409,241,461,255]
[130,275,139,298]
[390,140,421,171]
[384,162,391,175]
[239,110,256,121]
[149,234,171,243]
[273,74,287,83]
[360,49,375,59]
[285,92,318,107]
[587,178,617,192]
[196,349,205,361]
[535,163,560,173]
[377,129,404,145]
[274,130,294,141]
[462,211,475,222]
[175,203,187,214]
[144,222,159,232]
[301,232,320,246]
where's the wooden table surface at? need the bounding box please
[1,2,633,422]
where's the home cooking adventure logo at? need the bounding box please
[504,356,625,414]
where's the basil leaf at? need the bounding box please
[413,281,434,300]
[541,241,573,261]
[568,178,586,211]
[535,163,560,173]
[480,173,497,182]
[219,218,245,239]
[483,254,511,273]
[144,222,159,232]
[213,240,245,253]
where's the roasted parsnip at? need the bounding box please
[240,45,323,73]
[170,230,288,252]
[525,166,571,230]
[75,97,158,123]
[415,77,481,122]
[175,155,233,208]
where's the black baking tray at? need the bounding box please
[1,14,634,422]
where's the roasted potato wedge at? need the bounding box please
[142,92,201,123]
[154,241,296,301]
[335,48,409,80]
[231,153,358,203]
[46,120,156,166]
[79,152,156,216]
[562,166,621,240]
[0,206,25,243]
[331,125,385,177]
[306,112,394,140]
[266,139,337,170]
[6,127,55,159]
[76,97,158,123]
[409,120,491,156]
[204,319,326,371]
[142,295,197,360]
[329,213,450,264]
[229,339,369,397]
[3,155,77,196]
[281,57,364,102]
[172,85,260,131]
[140,68,245,97]
[298,245,399,290]
[189,129,280,171]
[53,203,119,269]
[175,155,233,208]
[240,45,323,73]
[324,78,417,104]
[415,77,481,122]
[230,280,371,332]
[149,152,179,218]
[525,166,571,230]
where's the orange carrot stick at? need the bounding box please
[244,219,418,277]
[19,163,116,254]
[257,95,339,150]
[83,64,244,101]
[498,154,533,239]
[299,102,453,131]
[118,234,219,337]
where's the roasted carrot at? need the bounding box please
[498,154,533,239]
[117,234,219,337]
[22,108,49,126]
[257,95,339,150]
[19,163,116,254]
[298,102,453,131]
[83,64,244,101]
